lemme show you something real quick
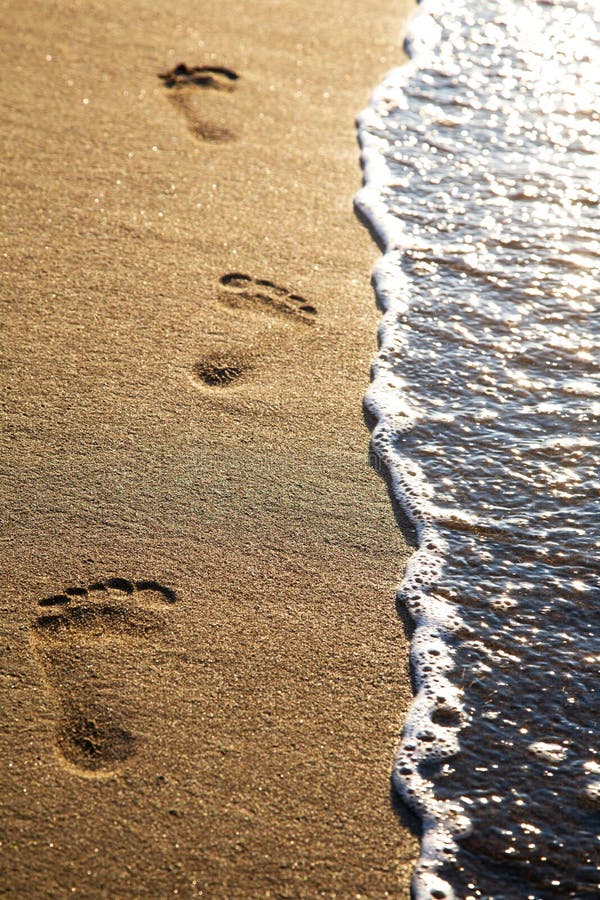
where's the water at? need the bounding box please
[356,0,600,896]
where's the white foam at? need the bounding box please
[356,3,470,897]
[528,742,569,764]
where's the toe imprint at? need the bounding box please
[158,63,239,90]
[218,273,316,321]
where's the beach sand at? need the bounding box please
[1,0,418,895]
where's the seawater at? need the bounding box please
[356,0,600,897]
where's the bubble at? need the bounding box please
[583,781,600,805]
[528,742,568,763]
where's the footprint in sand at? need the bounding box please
[158,63,240,142]
[190,275,315,387]
[30,578,176,776]
[218,273,317,322]
[191,354,248,388]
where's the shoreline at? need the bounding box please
[1,0,418,895]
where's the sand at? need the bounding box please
[1,0,418,895]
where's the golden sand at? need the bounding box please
[1,0,418,894]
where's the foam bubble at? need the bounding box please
[528,742,568,764]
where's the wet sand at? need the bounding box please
[1,0,418,895]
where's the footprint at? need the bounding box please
[191,353,248,388]
[30,578,176,776]
[218,273,317,322]
[158,62,240,142]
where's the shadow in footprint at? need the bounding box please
[219,273,317,322]
[158,62,240,142]
[31,578,177,776]
[191,354,248,388]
